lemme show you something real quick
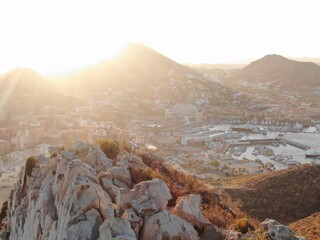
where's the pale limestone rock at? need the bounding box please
[60,150,76,160]
[122,208,143,237]
[59,159,98,200]
[107,166,132,187]
[99,173,119,203]
[114,179,130,189]
[173,194,211,228]
[98,218,137,240]
[37,155,51,166]
[5,143,208,240]
[9,163,56,240]
[55,172,114,240]
[117,178,172,216]
[261,219,306,240]
[83,147,113,172]
[116,153,144,170]
[74,140,92,155]
[224,230,243,240]
[141,210,199,240]
[66,208,102,240]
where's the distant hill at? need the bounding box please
[230,54,320,89]
[0,68,78,113]
[64,43,199,96]
[221,164,320,225]
[188,63,246,70]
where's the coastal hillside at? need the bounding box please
[64,43,199,96]
[0,141,306,239]
[221,164,320,224]
[289,212,320,240]
[0,68,78,114]
[230,54,320,89]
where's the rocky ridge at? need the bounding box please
[0,141,306,240]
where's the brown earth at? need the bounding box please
[219,164,320,225]
[289,212,320,240]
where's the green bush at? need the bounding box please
[0,200,8,222]
[25,156,37,177]
[236,218,254,234]
[98,139,120,159]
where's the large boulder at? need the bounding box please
[141,210,199,240]
[223,230,243,240]
[98,218,137,240]
[173,194,211,228]
[261,219,306,240]
[83,146,113,172]
[74,140,92,155]
[117,178,172,216]
[9,166,57,240]
[5,142,207,240]
[58,159,98,200]
[116,152,145,171]
[55,163,115,240]
[98,172,119,203]
[122,208,143,236]
[107,166,132,187]
[66,208,103,240]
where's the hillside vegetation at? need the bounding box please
[289,212,320,240]
[220,164,320,224]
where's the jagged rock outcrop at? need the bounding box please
[173,194,211,228]
[1,141,205,240]
[261,219,306,240]
[117,178,172,217]
[141,210,199,240]
[222,218,307,240]
[0,140,308,240]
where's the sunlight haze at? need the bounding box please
[0,0,319,76]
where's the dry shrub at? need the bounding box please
[0,201,8,223]
[25,156,37,177]
[98,139,120,159]
[236,217,255,234]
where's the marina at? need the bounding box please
[211,124,320,169]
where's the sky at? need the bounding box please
[0,0,319,76]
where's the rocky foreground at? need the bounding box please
[0,141,307,239]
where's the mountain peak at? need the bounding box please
[0,67,46,84]
[232,53,320,88]
[119,42,176,65]
[251,54,290,66]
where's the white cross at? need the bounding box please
[129,139,139,159]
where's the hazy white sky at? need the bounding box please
[0,0,319,76]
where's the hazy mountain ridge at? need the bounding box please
[64,43,200,96]
[230,54,320,89]
[0,68,79,114]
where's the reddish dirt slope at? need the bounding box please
[220,164,320,224]
[289,212,320,240]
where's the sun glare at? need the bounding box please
[0,0,319,76]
